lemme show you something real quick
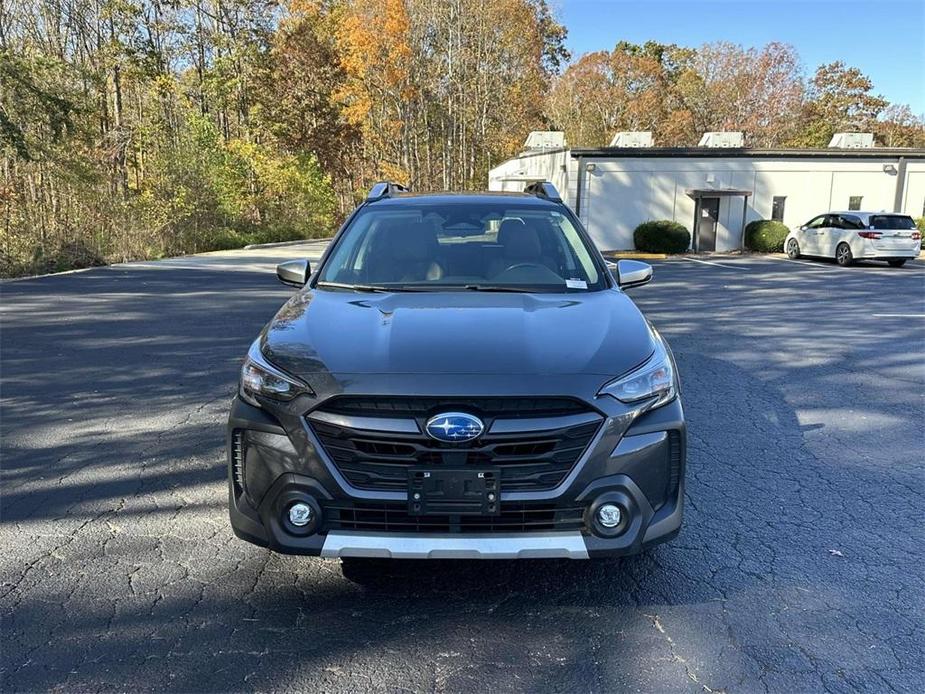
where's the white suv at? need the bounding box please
[785,212,921,267]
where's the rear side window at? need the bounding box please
[869,215,916,230]
[837,215,864,229]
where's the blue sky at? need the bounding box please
[557,0,925,115]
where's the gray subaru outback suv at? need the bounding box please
[227,182,686,560]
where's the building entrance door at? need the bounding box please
[699,197,720,252]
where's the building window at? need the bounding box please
[849,196,863,211]
[771,196,786,221]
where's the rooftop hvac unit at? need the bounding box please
[523,131,566,150]
[608,131,654,147]
[828,132,874,148]
[698,131,745,148]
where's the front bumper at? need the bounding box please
[227,392,686,560]
[321,530,590,559]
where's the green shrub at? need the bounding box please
[633,220,691,254]
[915,218,925,250]
[744,219,789,252]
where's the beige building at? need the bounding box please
[488,133,925,251]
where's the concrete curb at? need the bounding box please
[2,238,336,283]
[1,265,101,284]
[602,251,668,260]
[244,238,333,250]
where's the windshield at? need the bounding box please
[317,200,606,292]
[869,215,916,230]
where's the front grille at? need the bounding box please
[324,500,585,534]
[308,397,602,492]
[319,396,589,419]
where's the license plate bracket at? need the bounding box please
[408,468,500,516]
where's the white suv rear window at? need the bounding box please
[869,215,916,230]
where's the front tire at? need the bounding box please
[835,243,853,267]
[786,238,801,259]
[888,259,907,268]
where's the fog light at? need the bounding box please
[597,503,623,528]
[288,502,313,527]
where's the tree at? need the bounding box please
[0,52,78,161]
[258,1,361,212]
[874,104,925,148]
[327,0,564,191]
[545,41,697,147]
[678,42,804,147]
[3,0,922,279]
[789,61,888,147]
[529,0,570,74]
[0,0,336,277]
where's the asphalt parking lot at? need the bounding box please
[2,247,924,692]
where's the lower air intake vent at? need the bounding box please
[667,431,683,497]
[231,430,245,497]
[324,501,585,534]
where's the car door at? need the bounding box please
[816,214,843,257]
[800,215,828,255]
[835,214,865,256]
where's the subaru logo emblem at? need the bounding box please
[425,412,484,442]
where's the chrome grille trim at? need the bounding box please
[308,410,420,434]
[488,411,603,434]
[307,398,603,493]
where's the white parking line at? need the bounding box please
[871,314,925,318]
[681,257,747,270]
[762,255,832,270]
[762,255,925,275]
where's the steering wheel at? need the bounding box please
[501,262,548,274]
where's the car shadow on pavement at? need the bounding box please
[4,258,923,692]
[0,354,841,692]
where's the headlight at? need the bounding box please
[599,333,677,411]
[240,340,311,406]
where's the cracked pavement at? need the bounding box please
[2,246,923,692]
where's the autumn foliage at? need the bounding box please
[0,1,922,277]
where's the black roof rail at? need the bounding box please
[524,181,562,202]
[367,181,410,201]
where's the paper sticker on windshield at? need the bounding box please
[566,279,587,289]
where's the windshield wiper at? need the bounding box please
[462,284,536,292]
[316,281,399,293]
[393,284,553,293]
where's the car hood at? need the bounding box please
[262,289,654,378]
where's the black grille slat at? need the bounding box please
[319,396,589,419]
[325,501,585,533]
[310,403,601,492]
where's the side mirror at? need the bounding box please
[616,259,653,289]
[276,259,310,287]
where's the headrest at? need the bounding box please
[383,221,438,262]
[498,218,541,260]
